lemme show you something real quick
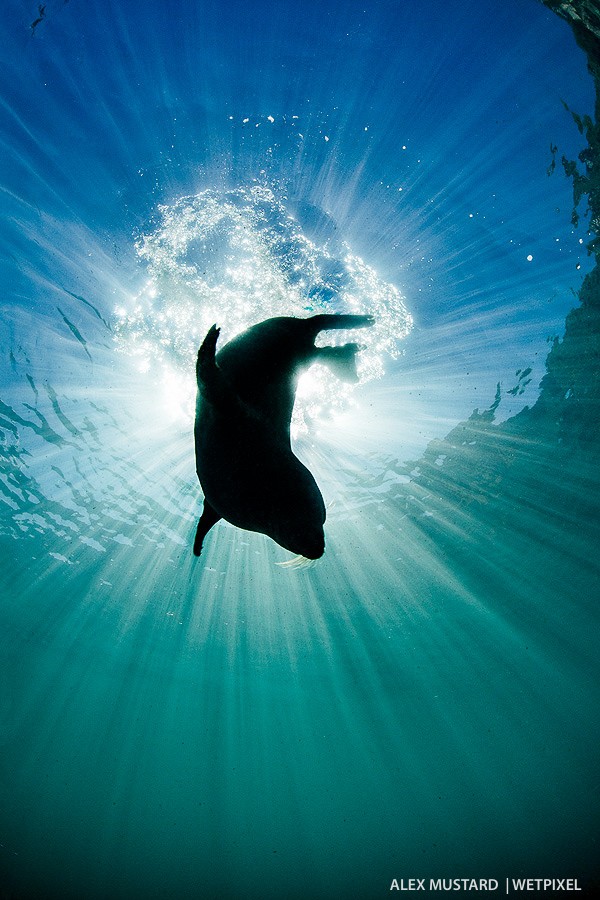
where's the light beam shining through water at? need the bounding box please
[2,1,599,895]
[114,185,413,433]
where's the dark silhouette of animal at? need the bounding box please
[193,313,374,559]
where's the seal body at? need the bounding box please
[193,314,374,558]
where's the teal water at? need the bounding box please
[1,1,600,897]
[2,311,599,897]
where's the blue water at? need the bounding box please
[1,1,599,897]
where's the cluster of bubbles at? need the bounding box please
[114,185,413,434]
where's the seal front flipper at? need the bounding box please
[193,499,222,556]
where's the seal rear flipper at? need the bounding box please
[193,500,222,556]
[196,325,221,390]
[315,343,362,383]
[309,313,375,334]
[196,324,239,408]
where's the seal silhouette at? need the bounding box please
[193,313,374,559]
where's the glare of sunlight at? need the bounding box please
[113,185,413,435]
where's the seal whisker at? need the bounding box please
[275,555,318,569]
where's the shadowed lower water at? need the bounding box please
[1,1,600,898]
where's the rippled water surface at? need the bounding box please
[1,1,599,897]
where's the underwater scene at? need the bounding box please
[1,0,599,897]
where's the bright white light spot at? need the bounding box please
[527,254,533,261]
[114,186,413,435]
[324,135,330,142]
[267,115,274,123]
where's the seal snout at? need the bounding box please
[283,522,325,560]
[300,535,325,561]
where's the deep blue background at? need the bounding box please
[0,0,594,440]
[1,2,598,898]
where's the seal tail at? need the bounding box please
[315,343,363,383]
